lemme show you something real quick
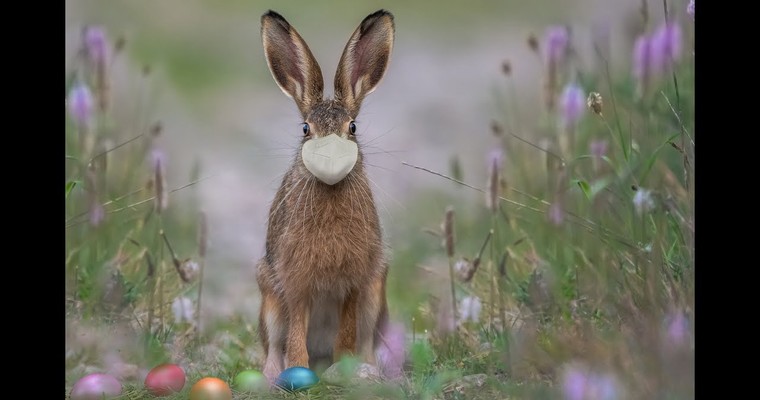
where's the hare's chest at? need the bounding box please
[275,222,381,294]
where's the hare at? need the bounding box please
[256,9,395,382]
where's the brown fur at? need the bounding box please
[257,9,395,381]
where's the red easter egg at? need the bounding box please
[144,363,186,396]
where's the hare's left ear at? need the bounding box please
[261,10,325,118]
[334,10,395,117]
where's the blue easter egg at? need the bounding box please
[275,366,319,392]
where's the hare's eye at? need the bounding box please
[302,123,310,136]
[349,121,357,134]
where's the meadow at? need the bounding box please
[65,1,694,398]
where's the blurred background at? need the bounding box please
[66,0,694,397]
[65,0,647,323]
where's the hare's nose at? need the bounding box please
[301,134,358,185]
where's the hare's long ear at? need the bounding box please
[261,10,324,118]
[334,10,395,117]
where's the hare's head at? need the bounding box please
[261,10,394,185]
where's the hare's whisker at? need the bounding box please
[288,175,311,233]
[367,174,405,213]
[363,161,400,174]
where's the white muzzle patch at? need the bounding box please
[301,134,359,185]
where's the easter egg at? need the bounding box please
[144,363,186,396]
[70,373,122,400]
[233,369,268,392]
[189,377,232,400]
[276,366,319,392]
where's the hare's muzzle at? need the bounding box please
[301,134,359,185]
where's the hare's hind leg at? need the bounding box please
[333,290,359,362]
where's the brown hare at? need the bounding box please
[257,9,395,382]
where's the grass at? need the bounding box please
[65,5,694,400]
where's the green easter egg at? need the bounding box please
[233,370,268,392]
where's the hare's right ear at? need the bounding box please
[261,11,324,117]
[334,10,395,117]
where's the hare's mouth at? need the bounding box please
[301,134,358,185]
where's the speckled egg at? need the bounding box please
[70,373,122,400]
[189,377,232,400]
[144,363,186,396]
[276,366,319,392]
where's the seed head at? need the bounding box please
[198,211,208,258]
[151,148,168,212]
[527,34,539,53]
[587,92,603,116]
[455,258,478,283]
[178,259,199,283]
[486,148,504,213]
[444,207,455,257]
[501,60,512,76]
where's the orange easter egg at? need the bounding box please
[189,377,232,400]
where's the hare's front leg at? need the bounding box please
[259,291,286,383]
[285,298,311,368]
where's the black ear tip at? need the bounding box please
[367,9,394,21]
[262,10,291,30]
[262,10,286,22]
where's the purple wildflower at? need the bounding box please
[150,148,167,171]
[665,311,690,346]
[548,201,564,226]
[435,297,456,336]
[632,35,650,82]
[633,188,655,215]
[68,84,94,126]
[562,368,588,400]
[89,202,105,226]
[543,26,570,65]
[687,0,694,19]
[376,321,406,380]
[487,147,505,171]
[171,297,194,324]
[559,83,585,128]
[590,139,608,172]
[459,296,482,324]
[561,365,621,400]
[589,374,619,400]
[650,21,683,74]
[84,26,109,65]
[589,140,608,159]
[86,164,104,226]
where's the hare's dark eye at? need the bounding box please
[349,121,357,134]
[302,123,310,136]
